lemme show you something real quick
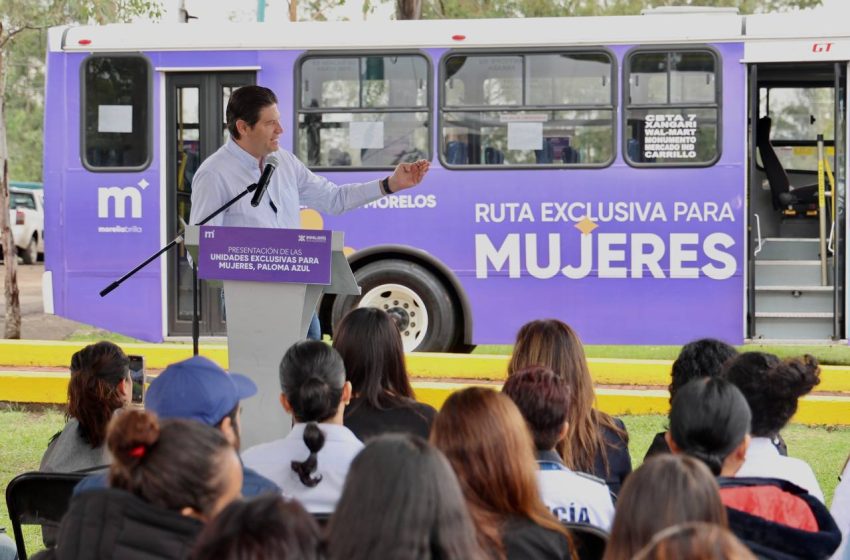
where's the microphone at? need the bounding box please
[250,155,279,207]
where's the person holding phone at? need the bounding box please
[40,341,132,474]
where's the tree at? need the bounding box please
[0,0,161,339]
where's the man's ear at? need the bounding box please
[235,118,250,137]
[219,416,237,447]
[280,393,293,414]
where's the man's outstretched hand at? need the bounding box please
[388,160,430,192]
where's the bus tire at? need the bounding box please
[331,259,457,353]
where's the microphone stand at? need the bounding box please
[100,182,259,356]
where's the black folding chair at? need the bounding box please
[563,522,609,560]
[5,471,85,560]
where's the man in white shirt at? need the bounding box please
[189,85,429,336]
[502,367,615,532]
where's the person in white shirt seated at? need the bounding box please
[722,352,824,502]
[502,366,615,532]
[242,341,363,514]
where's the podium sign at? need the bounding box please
[198,226,332,285]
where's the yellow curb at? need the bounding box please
[408,382,850,426]
[0,341,848,393]
[0,340,229,370]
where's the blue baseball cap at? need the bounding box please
[145,355,257,426]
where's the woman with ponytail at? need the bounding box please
[723,352,824,501]
[40,341,132,473]
[40,409,243,560]
[242,341,362,514]
[668,377,841,559]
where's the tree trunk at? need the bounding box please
[290,0,297,21]
[0,49,21,339]
[396,0,422,19]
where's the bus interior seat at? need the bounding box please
[535,138,554,164]
[484,147,504,164]
[328,148,352,166]
[446,140,469,164]
[627,138,640,162]
[756,116,820,213]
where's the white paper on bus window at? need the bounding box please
[508,122,543,150]
[98,105,133,133]
[349,121,384,149]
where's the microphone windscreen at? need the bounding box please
[265,155,280,169]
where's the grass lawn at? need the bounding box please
[476,343,850,365]
[1,409,848,555]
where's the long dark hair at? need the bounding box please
[67,341,129,448]
[431,388,572,559]
[191,494,322,560]
[668,378,751,476]
[333,307,415,409]
[508,319,626,474]
[108,409,237,519]
[279,341,346,488]
[603,455,728,560]
[723,352,819,437]
[327,435,485,560]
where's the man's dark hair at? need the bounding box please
[502,366,570,451]
[226,85,277,140]
[669,339,738,404]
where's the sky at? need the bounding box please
[157,0,850,23]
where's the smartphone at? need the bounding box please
[128,355,146,405]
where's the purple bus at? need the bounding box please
[43,9,847,351]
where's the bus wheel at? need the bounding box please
[331,259,457,353]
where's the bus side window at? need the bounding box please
[296,54,430,169]
[624,48,720,167]
[440,51,614,168]
[81,55,150,171]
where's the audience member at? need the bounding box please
[191,494,321,560]
[603,455,728,560]
[723,352,824,501]
[508,319,631,494]
[242,341,362,513]
[830,454,850,560]
[74,355,279,497]
[38,410,242,560]
[668,377,841,559]
[40,341,131,473]
[644,338,738,460]
[333,307,437,440]
[431,387,573,560]
[502,366,615,531]
[631,522,756,560]
[327,434,485,560]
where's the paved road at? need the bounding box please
[0,263,84,340]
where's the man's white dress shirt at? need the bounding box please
[189,139,383,228]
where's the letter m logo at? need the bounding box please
[204,230,215,239]
[98,186,142,219]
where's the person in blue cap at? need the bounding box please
[74,355,280,497]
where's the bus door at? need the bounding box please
[166,72,255,337]
[747,62,846,341]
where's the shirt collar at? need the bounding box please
[747,436,781,457]
[289,422,362,444]
[225,137,263,172]
[536,449,564,464]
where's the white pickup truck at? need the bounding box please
[8,187,44,264]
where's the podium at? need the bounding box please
[185,225,359,449]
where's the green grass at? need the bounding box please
[0,407,65,555]
[1,410,846,554]
[63,325,148,344]
[476,343,850,365]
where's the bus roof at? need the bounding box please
[50,10,850,61]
